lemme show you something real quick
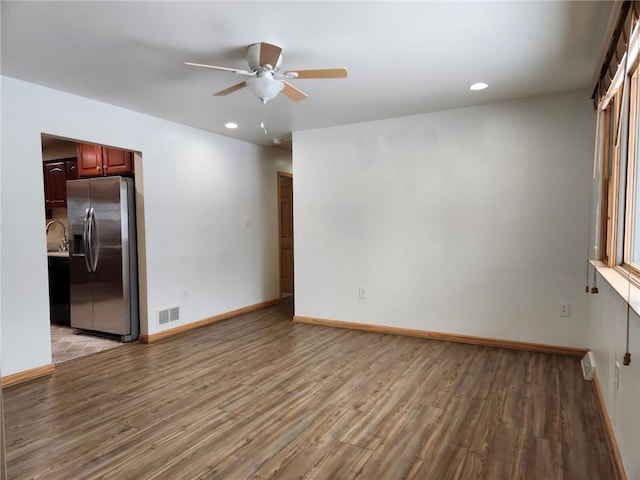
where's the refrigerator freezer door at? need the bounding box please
[90,177,130,335]
[67,179,94,331]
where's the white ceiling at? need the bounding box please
[1,1,612,147]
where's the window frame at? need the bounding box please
[601,53,640,285]
[623,68,639,270]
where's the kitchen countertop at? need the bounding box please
[47,250,69,258]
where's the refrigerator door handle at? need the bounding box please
[89,207,99,272]
[82,207,92,273]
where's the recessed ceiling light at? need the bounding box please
[469,82,488,91]
[225,122,238,129]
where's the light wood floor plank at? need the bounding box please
[356,403,442,479]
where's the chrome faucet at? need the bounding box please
[46,220,69,251]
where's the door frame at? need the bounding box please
[277,171,293,298]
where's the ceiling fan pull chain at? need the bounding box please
[260,106,268,135]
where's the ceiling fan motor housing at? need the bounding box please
[247,43,282,72]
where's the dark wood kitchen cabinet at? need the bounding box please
[77,143,134,177]
[66,160,78,180]
[48,256,70,326]
[43,157,78,208]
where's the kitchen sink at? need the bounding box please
[47,244,67,253]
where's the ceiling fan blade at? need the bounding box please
[284,68,348,79]
[213,82,247,96]
[185,62,255,76]
[281,81,308,102]
[259,42,283,68]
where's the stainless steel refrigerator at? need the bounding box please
[67,176,139,341]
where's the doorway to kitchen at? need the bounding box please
[41,134,138,364]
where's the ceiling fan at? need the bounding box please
[185,42,348,104]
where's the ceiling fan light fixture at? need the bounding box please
[246,76,284,103]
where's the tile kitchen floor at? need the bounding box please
[51,324,124,364]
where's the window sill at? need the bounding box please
[590,260,640,316]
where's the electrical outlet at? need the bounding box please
[615,361,621,390]
[358,287,367,300]
[183,289,189,301]
[559,302,570,317]
[244,216,252,227]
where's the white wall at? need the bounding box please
[588,270,640,479]
[0,75,291,376]
[294,90,593,348]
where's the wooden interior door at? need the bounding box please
[278,173,294,295]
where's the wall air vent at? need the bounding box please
[581,351,596,381]
[158,306,180,326]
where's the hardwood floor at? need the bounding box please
[4,299,615,479]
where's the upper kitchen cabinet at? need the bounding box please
[77,143,134,177]
[43,157,78,208]
[103,147,134,175]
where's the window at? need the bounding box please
[595,5,640,281]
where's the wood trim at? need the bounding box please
[2,363,55,387]
[293,315,588,357]
[609,91,622,268]
[139,298,282,344]
[602,104,612,263]
[592,373,627,480]
[623,69,638,264]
